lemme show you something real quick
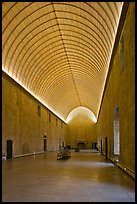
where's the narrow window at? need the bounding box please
[37,105,41,117]
[114,107,120,161]
[61,121,63,128]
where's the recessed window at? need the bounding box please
[37,105,41,117]
[61,121,63,128]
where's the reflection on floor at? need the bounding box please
[2,151,135,202]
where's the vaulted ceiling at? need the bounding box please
[2,2,124,123]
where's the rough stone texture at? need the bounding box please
[2,75,66,157]
[97,3,135,171]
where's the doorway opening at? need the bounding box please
[44,135,47,151]
[7,140,13,159]
[105,137,108,160]
[114,107,120,161]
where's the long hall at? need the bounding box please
[2,2,135,202]
[2,151,135,202]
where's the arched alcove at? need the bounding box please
[66,106,97,124]
[66,106,97,149]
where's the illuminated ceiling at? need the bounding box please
[66,106,97,124]
[2,2,124,123]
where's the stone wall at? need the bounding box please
[66,114,97,149]
[2,73,66,157]
[2,3,135,174]
[97,3,135,171]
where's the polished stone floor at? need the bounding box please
[2,151,135,202]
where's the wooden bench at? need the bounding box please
[57,148,71,160]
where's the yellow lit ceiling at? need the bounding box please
[2,2,124,123]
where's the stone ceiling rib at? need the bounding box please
[2,2,124,122]
[52,2,82,106]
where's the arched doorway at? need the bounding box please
[114,107,120,161]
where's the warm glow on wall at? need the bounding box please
[66,106,97,123]
[2,2,124,122]
[2,68,66,123]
